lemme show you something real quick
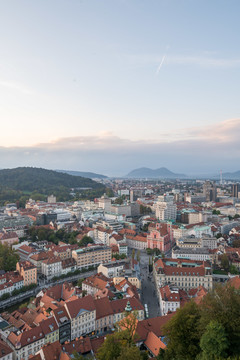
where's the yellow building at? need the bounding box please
[16,261,37,286]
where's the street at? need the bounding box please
[139,250,160,318]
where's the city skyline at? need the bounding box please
[0,0,240,174]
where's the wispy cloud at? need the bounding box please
[0,80,33,95]
[156,54,166,75]
[126,53,240,69]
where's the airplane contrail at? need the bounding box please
[156,54,166,75]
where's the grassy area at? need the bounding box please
[213,269,228,275]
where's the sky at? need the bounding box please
[0,0,240,176]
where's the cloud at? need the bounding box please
[126,53,240,69]
[156,54,166,75]
[0,118,239,176]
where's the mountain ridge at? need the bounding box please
[56,169,107,179]
[0,167,104,191]
[126,167,186,178]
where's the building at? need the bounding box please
[147,223,172,252]
[39,317,59,344]
[64,296,96,340]
[98,194,111,212]
[16,261,37,286]
[52,307,71,344]
[72,246,112,270]
[7,327,45,360]
[111,297,144,323]
[172,247,212,262]
[0,339,13,360]
[154,258,213,291]
[232,183,240,198]
[98,261,126,278]
[203,180,217,202]
[29,252,50,274]
[0,232,19,246]
[130,189,143,202]
[41,257,62,280]
[158,285,181,315]
[82,274,109,296]
[125,235,147,250]
[48,195,57,203]
[94,297,114,334]
[155,195,177,221]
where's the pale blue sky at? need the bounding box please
[0,0,239,175]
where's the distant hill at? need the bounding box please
[126,167,186,179]
[222,170,240,180]
[0,167,104,192]
[56,169,108,179]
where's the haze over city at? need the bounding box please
[0,0,240,175]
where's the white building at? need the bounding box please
[172,247,212,262]
[64,296,96,340]
[158,285,181,316]
[155,195,177,221]
[41,257,62,280]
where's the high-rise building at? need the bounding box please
[232,183,239,198]
[155,194,177,221]
[203,181,217,202]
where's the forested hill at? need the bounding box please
[0,167,103,191]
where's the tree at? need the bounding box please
[131,249,135,259]
[0,244,19,271]
[114,197,124,205]
[140,205,152,215]
[78,235,93,247]
[97,334,121,360]
[97,313,142,360]
[229,264,239,275]
[220,253,229,271]
[161,301,201,360]
[77,278,84,289]
[136,250,140,262]
[212,209,221,215]
[199,285,240,357]
[199,321,229,360]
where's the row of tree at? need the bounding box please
[28,227,93,247]
[158,284,240,359]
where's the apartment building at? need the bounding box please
[125,235,147,250]
[72,246,112,270]
[0,273,24,297]
[82,274,108,296]
[111,297,144,323]
[28,252,49,274]
[64,296,96,340]
[94,297,114,334]
[92,227,112,245]
[98,261,126,278]
[53,245,72,260]
[52,307,71,344]
[39,317,59,344]
[16,261,37,286]
[41,257,62,280]
[0,340,13,360]
[158,285,181,316]
[7,327,45,360]
[172,247,212,262]
[154,258,213,291]
[155,195,177,221]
